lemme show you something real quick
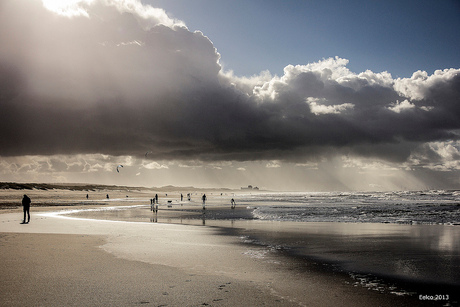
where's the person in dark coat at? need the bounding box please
[22,194,31,224]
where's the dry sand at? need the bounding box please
[0,189,429,306]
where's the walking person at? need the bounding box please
[21,194,31,224]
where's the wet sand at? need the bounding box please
[1,232,291,306]
[0,189,447,306]
[73,204,460,303]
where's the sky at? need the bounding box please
[0,0,460,191]
[150,0,460,78]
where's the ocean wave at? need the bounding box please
[243,190,460,225]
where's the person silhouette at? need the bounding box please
[202,194,207,209]
[21,194,31,224]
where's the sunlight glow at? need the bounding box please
[42,0,95,18]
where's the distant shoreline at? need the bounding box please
[0,183,242,211]
[0,181,237,192]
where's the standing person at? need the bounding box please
[21,194,31,224]
[202,194,207,209]
[181,193,183,201]
[155,194,158,204]
[231,198,236,209]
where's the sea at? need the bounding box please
[246,190,460,224]
[233,190,460,303]
[69,190,460,304]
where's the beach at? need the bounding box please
[0,188,455,306]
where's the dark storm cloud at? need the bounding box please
[1,0,459,165]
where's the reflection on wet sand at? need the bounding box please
[68,204,460,304]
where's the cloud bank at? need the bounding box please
[1,0,459,173]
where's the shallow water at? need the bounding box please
[228,221,460,297]
[68,190,460,304]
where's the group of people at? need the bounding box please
[148,192,236,211]
[19,192,238,224]
[150,194,159,205]
[202,194,237,209]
